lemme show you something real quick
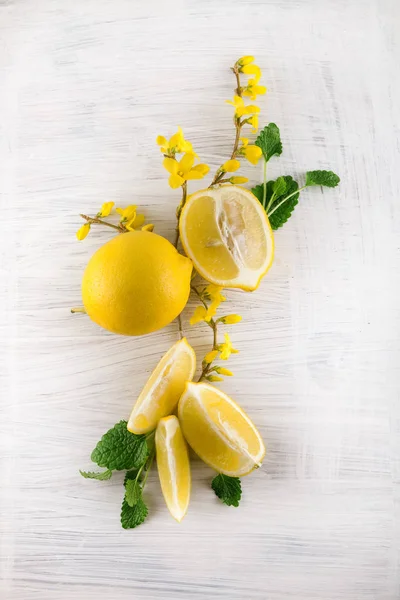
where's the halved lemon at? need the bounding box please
[155,416,191,522]
[127,338,196,434]
[178,382,265,477]
[179,185,274,291]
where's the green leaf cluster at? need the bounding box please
[80,421,154,530]
[252,124,340,229]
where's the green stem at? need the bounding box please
[262,160,267,208]
[265,191,276,214]
[141,449,155,489]
[267,186,306,218]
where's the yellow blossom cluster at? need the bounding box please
[157,127,209,190]
[76,202,153,240]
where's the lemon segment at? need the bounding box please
[127,338,196,435]
[178,382,265,477]
[155,416,191,522]
[179,185,274,291]
[82,231,192,336]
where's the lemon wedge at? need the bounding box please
[179,185,274,291]
[178,382,265,476]
[155,416,191,522]
[127,338,196,434]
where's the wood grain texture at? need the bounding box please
[1,0,400,598]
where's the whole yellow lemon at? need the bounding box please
[82,231,192,336]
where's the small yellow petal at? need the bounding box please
[117,205,137,222]
[190,163,210,176]
[142,223,154,232]
[240,137,249,147]
[169,173,185,189]
[156,135,168,147]
[237,55,255,66]
[76,223,90,240]
[207,375,223,382]
[190,306,207,325]
[221,314,242,324]
[240,64,262,81]
[98,201,115,217]
[132,213,145,228]
[230,176,248,184]
[179,153,195,173]
[205,350,219,363]
[216,367,233,376]
[163,157,178,175]
[222,159,240,173]
[243,145,262,165]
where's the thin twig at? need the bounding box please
[209,65,244,187]
[80,214,123,232]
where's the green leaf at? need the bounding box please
[125,478,142,507]
[91,421,149,471]
[120,496,148,529]
[305,170,340,187]
[255,123,282,162]
[252,176,300,230]
[79,469,112,481]
[272,176,288,197]
[211,473,242,507]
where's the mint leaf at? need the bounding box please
[305,170,340,187]
[272,176,288,197]
[120,496,148,529]
[252,176,300,230]
[255,123,282,162]
[91,421,148,471]
[121,470,148,528]
[79,469,112,481]
[124,469,140,484]
[211,474,242,507]
[125,478,142,507]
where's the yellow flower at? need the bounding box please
[237,55,254,67]
[157,126,196,156]
[97,201,115,217]
[116,205,137,222]
[240,137,249,146]
[219,333,239,360]
[240,144,262,165]
[246,114,259,133]
[163,154,210,189]
[205,349,219,363]
[230,176,248,184]
[220,314,242,324]
[215,367,233,376]
[221,159,240,173]
[226,96,260,119]
[242,78,267,101]
[190,306,208,325]
[125,213,145,231]
[240,64,262,82]
[142,223,154,232]
[207,375,223,382]
[205,284,226,316]
[76,223,90,240]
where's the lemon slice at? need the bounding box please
[127,338,196,434]
[155,416,191,522]
[179,185,274,291]
[178,382,265,477]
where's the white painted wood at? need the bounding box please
[1,0,399,598]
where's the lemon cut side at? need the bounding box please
[179,185,274,291]
[178,382,265,477]
[155,416,191,522]
[128,338,196,434]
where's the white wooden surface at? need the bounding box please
[1,1,400,598]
